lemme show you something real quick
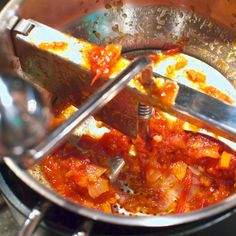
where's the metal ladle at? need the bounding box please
[0,74,50,157]
[0,57,151,170]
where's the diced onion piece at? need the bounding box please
[88,178,109,199]
[172,161,188,181]
[219,151,232,169]
[61,105,77,118]
[86,164,107,181]
[129,144,137,157]
[153,135,162,143]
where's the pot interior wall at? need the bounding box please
[6,0,236,88]
[0,1,236,76]
[18,0,236,31]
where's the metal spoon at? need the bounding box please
[0,74,50,156]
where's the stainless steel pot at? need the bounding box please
[1,0,236,233]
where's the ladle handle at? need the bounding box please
[22,56,151,167]
[72,220,93,236]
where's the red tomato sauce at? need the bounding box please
[88,44,122,85]
[40,107,236,215]
[39,46,235,215]
[199,85,233,104]
[163,45,182,56]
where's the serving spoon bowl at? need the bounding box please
[0,73,50,157]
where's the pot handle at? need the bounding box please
[72,219,93,236]
[16,201,51,236]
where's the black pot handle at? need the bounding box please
[16,201,51,236]
[72,219,93,236]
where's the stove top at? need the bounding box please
[0,195,17,236]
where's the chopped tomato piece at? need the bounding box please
[219,151,232,169]
[155,80,178,106]
[172,161,188,181]
[99,130,130,156]
[89,44,122,85]
[185,69,206,83]
[187,135,220,159]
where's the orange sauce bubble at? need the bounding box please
[39,41,68,51]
